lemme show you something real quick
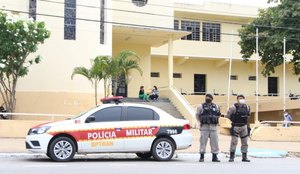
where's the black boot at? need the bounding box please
[242,153,250,162]
[228,152,235,162]
[199,153,204,162]
[212,153,220,162]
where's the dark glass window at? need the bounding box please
[29,0,37,20]
[132,0,148,7]
[230,75,238,80]
[64,0,76,40]
[173,73,182,78]
[249,76,256,81]
[92,107,122,122]
[202,22,221,42]
[181,20,200,41]
[151,72,160,78]
[174,20,179,30]
[100,0,105,44]
[127,107,159,121]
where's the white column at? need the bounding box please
[227,30,234,109]
[283,37,286,112]
[255,28,259,123]
[168,37,174,88]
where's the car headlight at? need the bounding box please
[28,126,51,135]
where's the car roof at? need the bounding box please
[99,103,175,119]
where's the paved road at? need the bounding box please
[0,153,300,174]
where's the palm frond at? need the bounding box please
[71,67,91,80]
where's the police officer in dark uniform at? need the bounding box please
[226,94,251,162]
[196,94,221,162]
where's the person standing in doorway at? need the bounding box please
[226,94,251,162]
[196,94,221,162]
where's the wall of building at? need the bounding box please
[112,0,174,29]
[0,0,113,114]
[151,58,300,97]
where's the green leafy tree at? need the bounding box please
[0,11,50,113]
[111,50,142,96]
[238,0,300,76]
[94,56,112,98]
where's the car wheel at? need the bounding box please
[48,137,76,162]
[136,152,152,159]
[151,138,175,161]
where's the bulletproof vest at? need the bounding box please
[231,103,250,126]
[200,103,220,125]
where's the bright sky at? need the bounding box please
[175,0,270,7]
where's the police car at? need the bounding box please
[26,97,192,162]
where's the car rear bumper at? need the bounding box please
[172,130,192,150]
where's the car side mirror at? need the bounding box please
[85,116,96,123]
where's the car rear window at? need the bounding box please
[127,107,160,121]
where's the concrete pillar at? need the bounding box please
[168,37,174,88]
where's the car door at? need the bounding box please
[123,106,160,151]
[79,106,125,153]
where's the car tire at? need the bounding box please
[136,152,152,159]
[48,137,76,162]
[151,138,175,161]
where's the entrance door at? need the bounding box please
[268,77,278,96]
[194,74,206,95]
[112,74,127,97]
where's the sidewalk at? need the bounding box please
[1,129,299,156]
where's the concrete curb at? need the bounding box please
[0,152,291,159]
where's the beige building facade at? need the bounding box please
[0,0,299,124]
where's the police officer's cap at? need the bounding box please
[237,94,245,99]
[205,94,213,99]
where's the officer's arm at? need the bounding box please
[247,105,251,116]
[196,104,203,122]
[216,105,221,116]
[226,105,235,119]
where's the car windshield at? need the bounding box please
[69,106,99,119]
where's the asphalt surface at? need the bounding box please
[0,153,300,174]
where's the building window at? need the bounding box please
[64,0,76,40]
[249,76,256,81]
[173,73,182,78]
[230,75,238,80]
[202,22,221,42]
[181,20,200,41]
[100,0,105,44]
[132,0,148,7]
[29,0,37,20]
[151,72,160,78]
[174,20,179,30]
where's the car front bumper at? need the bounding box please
[25,134,53,153]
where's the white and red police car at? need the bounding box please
[26,97,192,162]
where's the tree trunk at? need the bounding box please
[103,79,107,98]
[113,78,118,97]
[94,82,98,106]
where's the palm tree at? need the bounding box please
[71,57,104,105]
[111,50,143,96]
[94,56,113,98]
